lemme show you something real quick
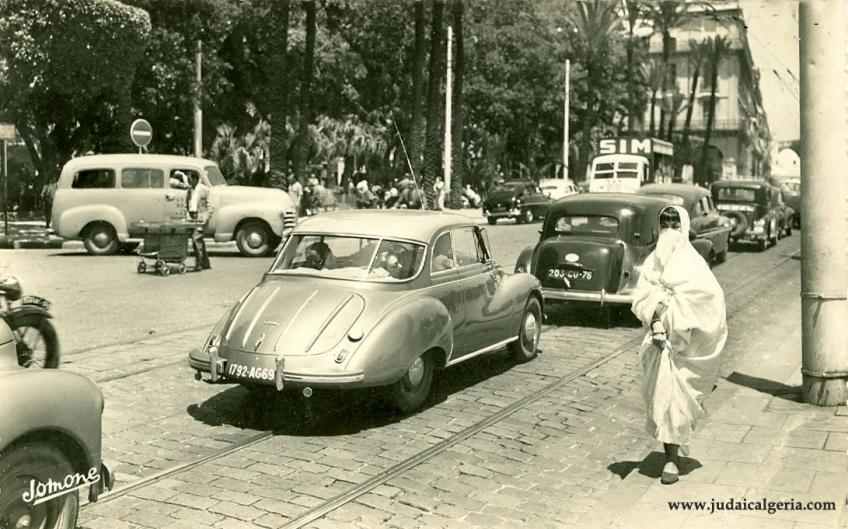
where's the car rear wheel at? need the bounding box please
[82,222,119,256]
[508,297,541,363]
[758,235,768,252]
[0,443,79,529]
[487,216,497,225]
[236,221,276,257]
[389,352,435,414]
[521,208,534,224]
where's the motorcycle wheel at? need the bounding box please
[12,315,60,368]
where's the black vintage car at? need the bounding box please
[710,180,793,251]
[483,181,551,225]
[514,193,711,323]
[638,183,732,265]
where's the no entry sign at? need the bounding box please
[130,119,153,148]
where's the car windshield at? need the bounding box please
[205,165,227,186]
[552,215,620,237]
[270,234,426,281]
[716,187,757,202]
[494,182,524,192]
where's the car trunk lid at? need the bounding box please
[534,237,624,293]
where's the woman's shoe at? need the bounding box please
[660,461,679,485]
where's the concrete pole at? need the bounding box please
[444,26,453,197]
[799,0,848,405]
[2,140,6,235]
[563,59,570,180]
[193,40,203,158]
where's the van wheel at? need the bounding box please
[82,223,119,256]
[236,221,274,257]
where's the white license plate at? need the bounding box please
[227,362,275,381]
[547,268,593,281]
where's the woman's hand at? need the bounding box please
[651,320,667,348]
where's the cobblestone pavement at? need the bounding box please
[69,229,800,529]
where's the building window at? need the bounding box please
[701,64,714,92]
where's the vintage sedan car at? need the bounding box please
[539,178,579,201]
[710,179,791,251]
[189,210,543,414]
[637,183,732,265]
[514,193,711,322]
[0,320,113,528]
[483,181,551,225]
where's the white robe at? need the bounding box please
[631,205,728,446]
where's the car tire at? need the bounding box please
[716,236,729,264]
[725,211,747,239]
[12,314,60,369]
[236,220,275,257]
[487,217,497,225]
[82,222,119,256]
[758,236,768,252]
[0,442,79,529]
[522,208,534,224]
[389,351,435,414]
[508,297,542,363]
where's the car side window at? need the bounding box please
[473,227,492,262]
[121,168,165,189]
[431,232,456,272]
[692,199,705,218]
[170,168,201,189]
[451,227,481,267]
[72,169,115,189]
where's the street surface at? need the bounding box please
[1,222,807,529]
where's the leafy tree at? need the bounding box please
[0,0,151,182]
[422,0,446,208]
[267,0,291,183]
[699,34,730,185]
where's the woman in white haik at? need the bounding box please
[631,205,728,485]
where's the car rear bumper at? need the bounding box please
[485,208,521,219]
[188,349,367,389]
[541,287,633,306]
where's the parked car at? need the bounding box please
[637,183,732,265]
[514,193,711,323]
[781,179,801,228]
[710,179,790,251]
[0,319,113,528]
[539,178,579,201]
[189,210,543,414]
[51,154,298,257]
[483,181,551,225]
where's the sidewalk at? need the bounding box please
[580,270,848,528]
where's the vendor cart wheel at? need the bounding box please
[178,264,187,275]
[137,262,147,274]
[161,266,171,277]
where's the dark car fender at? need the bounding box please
[514,245,536,274]
[691,238,714,263]
[346,296,453,386]
[498,272,543,334]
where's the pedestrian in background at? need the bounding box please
[434,177,445,210]
[289,177,303,215]
[631,205,727,485]
[41,181,57,228]
[188,173,212,270]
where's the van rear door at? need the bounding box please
[119,167,171,234]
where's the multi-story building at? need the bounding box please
[643,0,771,181]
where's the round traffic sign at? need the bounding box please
[130,119,153,148]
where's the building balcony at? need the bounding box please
[681,118,742,131]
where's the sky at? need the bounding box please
[738,0,800,143]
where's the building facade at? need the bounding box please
[643,1,771,181]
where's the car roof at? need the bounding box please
[638,183,709,205]
[549,192,669,216]
[291,210,480,243]
[711,179,771,189]
[62,154,217,169]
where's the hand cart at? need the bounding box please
[131,221,204,276]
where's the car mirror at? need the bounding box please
[689,229,697,241]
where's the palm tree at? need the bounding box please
[292,0,317,179]
[662,87,686,140]
[566,0,622,180]
[268,0,291,185]
[647,0,692,136]
[641,59,663,137]
[622,0,645,134]
[408,0,427,179]
[449,0,465,209]
[422,0,446,208]
[699,34,730,185]
[681,38,709,148]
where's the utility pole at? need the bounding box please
[444,26,453,199]
[2,139,7,235]
[193,40,203,158]
[563,59,570,180]
[799,0,848,405]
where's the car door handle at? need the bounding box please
[165,194,176,201]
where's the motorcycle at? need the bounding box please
[0,277,59,368]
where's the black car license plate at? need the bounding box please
[226,362,275,382]
[547,268,593,281]
[20,295,51,311]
